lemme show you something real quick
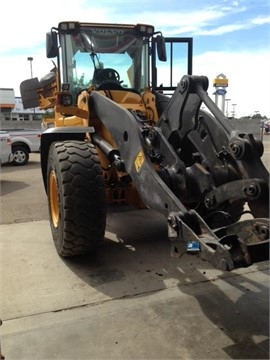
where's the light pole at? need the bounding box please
[232,103,237,118]
[27,57,35,117]
[225,98,231,117]
[27,57,33,78]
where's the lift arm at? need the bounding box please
[90,75,269,271]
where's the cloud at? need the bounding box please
[193,50,270,117]
[134,7,236,35]
[129,4,262,38]
[0,0,111,53]
[252,16,270,25]
[0,2,249,51]
[0,1,265,53]
[0,0,269,117]
[194,23,250,36]
[148,7,268,38]
[0,53,53,93]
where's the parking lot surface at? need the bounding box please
[0,137,269,359]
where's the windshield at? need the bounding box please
[59,26,149,102]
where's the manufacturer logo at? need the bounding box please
[215,88,227,95]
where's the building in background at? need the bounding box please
[0,88,15,114]
[0,88,44,129]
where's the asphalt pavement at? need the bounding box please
[0,136,269,359]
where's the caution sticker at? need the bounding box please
[134,150,145,173]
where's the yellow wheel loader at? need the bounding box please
[20,21,269,271]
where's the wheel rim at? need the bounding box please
[14,150,26,163]
[49,170,59,228]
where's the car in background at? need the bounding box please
[261,120,270,134]
[1,128,41,165]
[0,131,14,165]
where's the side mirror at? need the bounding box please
[46,31,58,58]
[156,35,167,62]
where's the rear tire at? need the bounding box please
[47,140,106,257]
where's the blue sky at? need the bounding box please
[0,0,269,117]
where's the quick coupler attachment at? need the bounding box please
[214,218,269,266]
[167,212,269,271]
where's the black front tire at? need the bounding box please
[12,146,29,166]
[47,140,106,257]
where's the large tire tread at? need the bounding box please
[47,140,106,257]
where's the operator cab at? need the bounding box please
[46,22,167,104]
[20,21,193,111]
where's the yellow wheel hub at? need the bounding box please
[49,170,59,228]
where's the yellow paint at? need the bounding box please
[134,150,145,172]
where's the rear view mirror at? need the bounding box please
[20,78,40,109]
[156,35,167,62]
[46,31,58,58]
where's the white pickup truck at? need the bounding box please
[2,128,41,165]
[0,131,14,165]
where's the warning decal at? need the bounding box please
[134,150,145,173]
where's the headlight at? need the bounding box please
[57,93,73,106]
[58,22,80,34]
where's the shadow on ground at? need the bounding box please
[61,206,269,359]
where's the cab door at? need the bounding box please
[151,37,193,93]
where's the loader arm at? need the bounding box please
[157,75,269,218]
[91,75,269,271]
